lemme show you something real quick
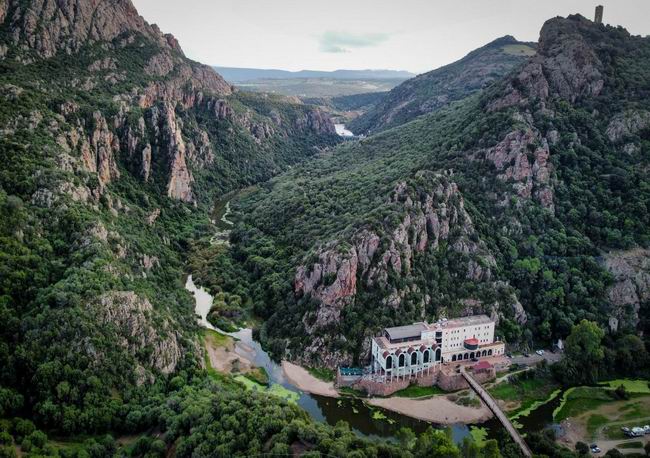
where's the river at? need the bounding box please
[335,123,354,137]
[185,274,477,442]
[185,194,561,444]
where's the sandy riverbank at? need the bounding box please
[281,361,340,398]
[367,395,493,425]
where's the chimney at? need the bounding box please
[594,5,604,24]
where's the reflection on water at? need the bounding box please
[335,123,354,137]
[186,274,486,442]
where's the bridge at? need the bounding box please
[460,366,532,457]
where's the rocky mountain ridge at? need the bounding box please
[350,35,535,134]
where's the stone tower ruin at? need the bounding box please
[595,5,604,24]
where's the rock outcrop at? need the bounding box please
[294,171,524,367]
[606,110,650,143]
[602,249,650,330]
[483,128,554,211]
[94,291,183,382]
[490,15,605,112]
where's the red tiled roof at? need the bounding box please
[464,338,479,345]
[474,361,492,370]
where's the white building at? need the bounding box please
[370,315,505,381]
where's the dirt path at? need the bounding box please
[367,395,493,425]
[281,361,340,398]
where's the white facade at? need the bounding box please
[370,315,505,381]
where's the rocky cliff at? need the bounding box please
[293,172,526,367]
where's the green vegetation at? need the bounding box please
[617,441,644,449]
[350,35,533,134]
[307,366,336,382]
[470,426,489,447]
[244,367,270,386]
[554,387,613,421]
[586,414,609,436]
[600,379,650,393]
[235,77,402,97]
[393,385,446,398]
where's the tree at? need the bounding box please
[576,441,589,455]
[396,427,416,450]
[559,320,605,385]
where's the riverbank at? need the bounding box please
[367,395,493,425]
[282,361,340,398]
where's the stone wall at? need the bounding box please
[438,366,496,391]
[355,371,438,396]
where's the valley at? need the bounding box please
[0,0,649,457]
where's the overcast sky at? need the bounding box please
[132,0,650,74]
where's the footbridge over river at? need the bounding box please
[460,366,532,457]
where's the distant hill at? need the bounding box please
[213,66,415,82]
[349,35,536,134]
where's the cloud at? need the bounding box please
[319,30,390,53]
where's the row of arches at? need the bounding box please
[450,349,492,362]
[385,348,441,369]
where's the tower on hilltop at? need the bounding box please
[595,5,604,24]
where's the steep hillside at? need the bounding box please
[216,15,650,368]
[349,36,535,134]
[0,1,408,455]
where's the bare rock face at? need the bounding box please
[94,291,183,379]
[161,105,194,202]
[602,249,650,329]
[90,111,120,186]
[483,128,554,211]
[490,15,604,111]
[6,0,163,58]
[293,171,522,367]
[295,108,336,135]
[606,110,650,143]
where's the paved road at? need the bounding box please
[461,366,533,457]
[510,351,562,366]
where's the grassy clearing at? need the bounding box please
[586,414,609,436]
[204,328,232,347]
[490,375,560,418]
[599,379,650,394]
[553,387,612,421]
[307,367,336,382]
[244,367,269,386]
[501,44,537,56]
[617,441,644,449]
[234,375,264,391]
[393,385,446,398]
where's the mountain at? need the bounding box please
[0,0,421,455]
[349,36,536,134]
[213,66,415,82]
[214,15,650,369]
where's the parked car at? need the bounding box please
[643,425,650,434]
[631,427,645,437]
[536,350,545,356]
[621,426,630,433]
[590,444,601,454]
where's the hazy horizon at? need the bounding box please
[132,0,650,74]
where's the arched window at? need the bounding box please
[464,353,469,360]
[423,350,430,363]
[452,354,457,362]
[386,355,393,369]
[482,350,487,357]
[435,348,442,362]
[411,352,418,365]
[399,354,405,367]
[488,349,493,356]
